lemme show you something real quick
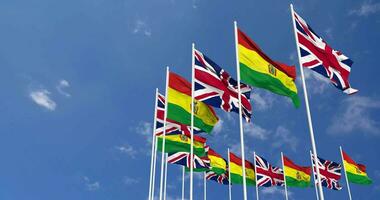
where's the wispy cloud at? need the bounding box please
[328,96,380,136]
[115,144,137,158]
[123,176,139,185]
[29,89,57,111]
[56,79,71,97]
[300,69,331,95]
[212,119,224,135]
[83,176,100,191]
[136,121,153,144]
[132,19,152,37]
[272,126,299,152]
[250,91,276,111]
[244,122,270,140]
[349,1,380,16]
[261,187,291,199]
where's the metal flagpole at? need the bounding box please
[281,152,289,200]
[290,4,325,200]
[152,133,158,200]
[204,172,207,200]
[254,152,259,200]
[159,67,170,200]
[190,43,195,200]
[148,89,159,200]
[340,146,353,200]
[233,20,248,200]
[228,148,232,200]
[310,151,320,200]
[182,166,185,200]
[164,153,168,200]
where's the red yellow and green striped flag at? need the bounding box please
[229,152,255,185]
[237,28,300,107]
[283,155,311,187]
[157,134,207,157]
[209,148,227,175]
[167,72,219,133]
[342,150,372,185]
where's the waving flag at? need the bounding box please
[237,27,300,107]
[342,150,372,185]
[168,151,210,172]
[229,152,256,185]
[255,154,284,187]
[311,154,342,190]
[206,171,229,185]
[208,148,227,175]
[283,155,311,187]
[194,49,252,122]
[155,93,203,136]
[293,10,358,94]
[157,134,207,157]
[167,72,219,133]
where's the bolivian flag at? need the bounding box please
[237,28,300,107]
[229,152,255,185]
[342,150,372,185]
[157,134,207,157]
[167,72,219,133]
[283,155,311,187]
[209,148,227,175]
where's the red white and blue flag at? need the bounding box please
[311,154,342,190]
[194,49,252,122]
[167,151,210,171]
[206,171,229,185]
[155,93,202,136]
[255,154,284,187]
[293,10,358,94]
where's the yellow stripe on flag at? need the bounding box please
[230,162,255,180]
[158,135,204,149]
[344,160,368,177]
[284,166,311,182]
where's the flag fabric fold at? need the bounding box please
[208,148,227,175]
[283,155,311,187]
[167,72,219,133]
[342,150,372,185]
[255,154,284,187]
[168,151,210,172]
[157,134,207,157]
[229,152,256,185]
[293,10,358,94]
[194,49,252,122]
[206,170,229,185]
[237,28,300,107]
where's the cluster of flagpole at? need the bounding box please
[146,4,367,200]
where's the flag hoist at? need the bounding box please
[190,43,195,200]
[233,21,249,200]
[290,4,325,200]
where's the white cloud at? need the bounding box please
[29,89,57,111]
[244,122,270,140]
[212,119,224,135]
[115,144,137,158]
[300,69,331,94]
[261,187,292,199]
[324,28,333,39]
[83,176,100,191]
[123,176,139,185]
[328,96,380,135]
[272,126,299,152]
[56,79,71,97]
[132,19,152,37]
[350,1,380,16]
[136,121,153,144]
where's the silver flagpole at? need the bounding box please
[340,146,353,200]
[310,151,320,200]
[228,148,232,200]
[233,20,248,200]
[190,43,195,200]
[254,152,259,200]
[148,89,159,200]
[182,166,185,200]
[159,67,170,200]
[290,4,325,200]
[281,152,289,200]
[204,171,207,200]
[151,131,158,200]
[163,153,168,200]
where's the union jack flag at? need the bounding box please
[194,49,252,122]
[167,149,210,171]
[155,93,203,136]
[293,10,358,94]
[255,154,284,187]
[205,171,229,185]
[311,154,342,190]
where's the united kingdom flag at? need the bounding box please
[255,154,284,187]
[205,171,229,185]
[155,93,203,136]
[293,10,358,94]
[311,154,343,190]
[194,49,252,122]
[167,148,210,171]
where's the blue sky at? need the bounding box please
[1,0,380,199]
